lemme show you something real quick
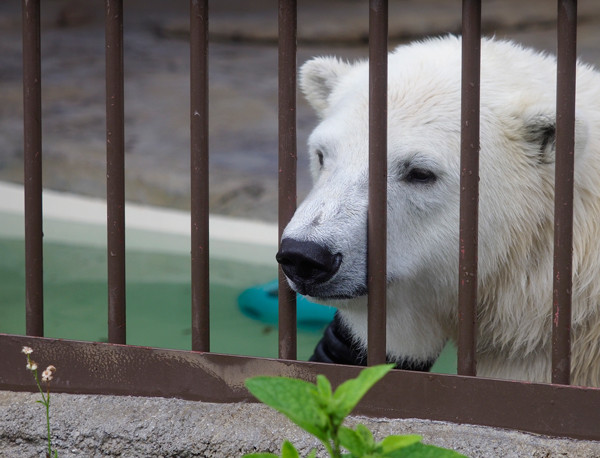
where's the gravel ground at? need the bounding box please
[2,390,600,457]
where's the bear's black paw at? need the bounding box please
[309,312,435,371]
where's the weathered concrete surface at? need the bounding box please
[1,390,600,457]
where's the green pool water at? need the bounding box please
[0,238,324,359]
[0,237,456,371]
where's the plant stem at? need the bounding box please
[331,428,342,457]
[28,355,54,456]
[35,371,52,455]
[46,386,52,456]
[320,439,336,458]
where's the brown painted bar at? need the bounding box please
[22,0,44,337]
[105,0,126,345]
[457,0,481,376]
[367,0,388,366]
[277,0,298,360]
[552,0,577,385]
[190,0,210,353]
[3,333,600,441]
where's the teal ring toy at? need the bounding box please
[238,279,336,330]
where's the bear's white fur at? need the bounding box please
[282,36,600,386]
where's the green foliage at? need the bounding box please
[244,364,467,458]
[245,376,330,443]
[245,440,316,458]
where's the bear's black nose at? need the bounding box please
[276,238,342,287]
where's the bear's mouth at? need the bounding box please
[293,282,368,301]
[312,290,368,300]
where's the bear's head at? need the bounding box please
[277,36,592,321]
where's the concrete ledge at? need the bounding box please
[0,181,278,264]
[1,391,599,457]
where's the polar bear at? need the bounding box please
[276,36,600,387]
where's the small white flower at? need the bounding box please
[46,365,56,374]
[21,346,33,355]
[26,361,38,371]
[42,369,53,382]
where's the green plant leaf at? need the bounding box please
[245,376,330,442]
[306,450,318,458]
[379,435,422,453]
[316,374,333,402]
[281,440,300,458]
[332,364,394,419]
[355,424,375,449]
[338,425,370,456]
[387,442,468,457]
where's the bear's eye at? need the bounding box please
[405,168,436,184]
[316,150,324,167]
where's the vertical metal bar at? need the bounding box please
[457,0,481,376]
[22,0,43,337]
[106,0,126,345]
[278,0,297,360]
[552,0,577,385]
[190,0,210,353]
[367,0,388,366]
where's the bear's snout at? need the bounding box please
[276,239,342,293]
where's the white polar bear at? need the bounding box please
[276,36,600,386]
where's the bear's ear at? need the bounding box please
[300,56,352,116]
[523,111,589,164]
[523,113,556,164]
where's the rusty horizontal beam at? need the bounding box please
[2,334,600,441]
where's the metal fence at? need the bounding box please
[2,0,600,442]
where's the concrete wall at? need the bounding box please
[1,391,599,457]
